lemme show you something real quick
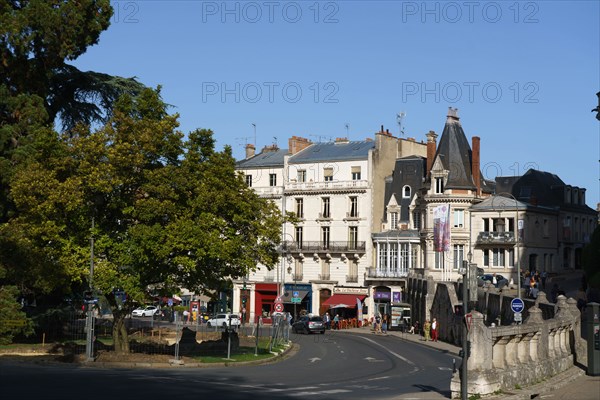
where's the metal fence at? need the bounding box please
[33,312,291,361]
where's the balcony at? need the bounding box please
[263,274,275,282]
[346,275,358,283]
[291,274,303,281]
[476,231,516,246]
[366,267,409,279]
[286,180,369,192]
[344,211,360,221]
[283,241,366,253]
[317,212,332,221]
[252,186,283,197]
[318,274,331,281]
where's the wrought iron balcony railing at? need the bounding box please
[346,275,358,283]
[283,241,366,253]
[366,267,409,279]
[476,231,516,245]
[318,274,330,281]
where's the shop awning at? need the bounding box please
[322,294,366,308]
[281,290,309,304]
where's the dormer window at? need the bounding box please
[403,185,411,198]
[435,177,444,194]
[390,212,398,230]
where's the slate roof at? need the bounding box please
[432,109,493,192]
[497,169,596,214]
[289,140,374,164]
[235,148,288,168]
[383,156,427,221]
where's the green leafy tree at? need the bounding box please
[0,285,33,345]
[0,0,144,129]
[9,88,283,352]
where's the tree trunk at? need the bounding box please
[112,311,129,354]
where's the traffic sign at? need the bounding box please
[293,291,299,298]
[514,312,522,322]
[291,297,302,304]
[274,303,283,312]
[511,298,525,313]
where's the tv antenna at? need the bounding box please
[396,112,406,136]
[309,134,332,143]
[345,123,350,138]
[251,123,256,146]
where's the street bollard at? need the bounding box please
[586,302,600,376]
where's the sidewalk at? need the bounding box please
[345,326,600,399]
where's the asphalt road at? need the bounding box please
[0,330,457,400]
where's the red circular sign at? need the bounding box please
[274,303,283,312]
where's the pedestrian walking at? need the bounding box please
[183,309,190,324]
[423,319,431,341]
[382,314,388,334]
[333,314,340,330]
[431,318,438,342]
[324,312,331,329]
[374,314,382,334]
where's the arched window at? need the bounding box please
[403,185,411,198]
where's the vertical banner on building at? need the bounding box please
[434,204,451,252]
[518,219,524,241]
[356,297,363,322]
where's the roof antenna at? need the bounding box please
[396,112,406,136]
[345,123,350,139]
[252,123,256,146]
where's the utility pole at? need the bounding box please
[85,218,95,362]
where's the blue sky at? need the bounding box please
[73,0,600,206]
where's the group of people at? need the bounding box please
[371,314,391,334]
[422,318,439,341]
[522,270,547,298]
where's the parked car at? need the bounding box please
[206,313,241,328]
[292,315,325,334]
[132,305,160,317]
[478,274,509,289]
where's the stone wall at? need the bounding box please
[406,274,586,398]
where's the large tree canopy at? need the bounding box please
[6,88,283,352]
[0,0,145,129]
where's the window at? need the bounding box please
[297,170,306,183]
[508,248,514,267]
[453,244,464,270]
[434,250,442,269]
[295,198,304,218]
[454,209,464,228]
[351,166,361,180]
[390,212,398,230]
[379,243,388,269]
[483,249,489,266]
[492,248,505,267]
[269,173,276,186]
[403,185,411,198]
[322,226,330,249]
[413,211,421,230]
[295,226,303,249]
[349,196,358,217]
[324,167,333,182]
[245,174,252,187]
[435,177,444,194]
[400,243,409,271]
[322,197,330,218]
[348,226,358,250]
[390,244,398,271]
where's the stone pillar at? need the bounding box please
[493,336,510,369]
[470,311,493,370]
[530,331,540,361]
[505,335,518,367]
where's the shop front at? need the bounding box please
[373,286,391,317]
[321,287,369,325]
[281,283,312,319]
[254,283,277,323]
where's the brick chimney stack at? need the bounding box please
[245,143,255,159]
[288,136,312,155]
[472,136,481,196]
[426,130,438,177]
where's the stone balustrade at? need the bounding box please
[450,295,584,397]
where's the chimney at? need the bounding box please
[262,144,279,153]
[426,130,438,177]
[447,107,460,123]
[288,136,312,155]
[245,143,255,159]
[472,136,481,196]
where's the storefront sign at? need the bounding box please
[333,287,369,295]
[374,291,391,300]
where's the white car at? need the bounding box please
[206,313,241,328]
[132,306,160,317]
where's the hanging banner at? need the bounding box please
[434,204,451,252]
